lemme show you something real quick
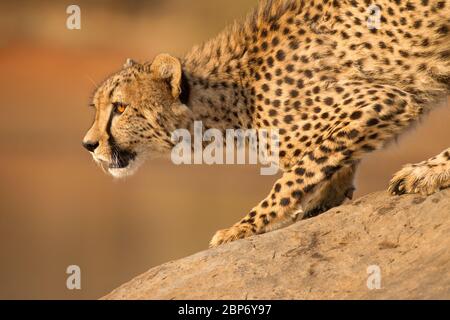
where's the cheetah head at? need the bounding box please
[82,54,191,178]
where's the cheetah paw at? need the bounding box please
[389,163,449,196]
[209,224,256,247]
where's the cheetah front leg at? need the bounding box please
[389,148,450,196]
[209,165,310,247]
[210,147,358,247]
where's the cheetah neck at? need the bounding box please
[178,60,252,134]
[178,22,254,133]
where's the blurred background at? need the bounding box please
[0,0,448,299]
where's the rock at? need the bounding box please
[103,190,450,300]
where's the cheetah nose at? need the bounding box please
[82,141,99,153]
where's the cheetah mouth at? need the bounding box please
[108,149,137,169]
[93,149,139,178]
[105,150,142,179]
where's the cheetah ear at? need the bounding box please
[150,53,182,99]
[123,58,138,69]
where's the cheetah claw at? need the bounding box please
[389,164,448,196]
[209,224,256,247]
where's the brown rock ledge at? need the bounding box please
[103,190,450,300]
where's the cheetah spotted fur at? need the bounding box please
[83,0,450,247]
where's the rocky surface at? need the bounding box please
[103,190,450,300]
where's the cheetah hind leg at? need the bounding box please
[302,162,358,219]
[389,148,450,196]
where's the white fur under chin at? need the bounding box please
[108,167,134,178]
[108,159,142,178]
[93,154,144,179]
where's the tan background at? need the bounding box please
[0,0,448,299]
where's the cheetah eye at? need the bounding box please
[112,102,128,115]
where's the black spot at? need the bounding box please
[335,87,344,94]
[437,25,449,35]
[324,97,334,106]
[295,167,306,176]
[366,118,380,126]
[350,111,363,119]
[274,183,281,192]
[276,50,286,61]
[280,198,291,206]
[272,37,280,46]
[284,76,294,85]
[348,129,359,139]
[290,90,299,98]
[321,165,341,178]
[303,184,316,193]
[292,190,302,200]
[304,70,313,78]
[284,115,294,124]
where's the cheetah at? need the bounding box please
[83,0,450,247]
